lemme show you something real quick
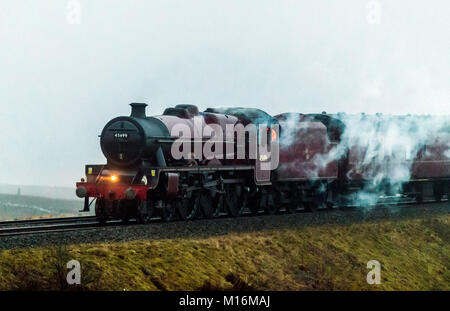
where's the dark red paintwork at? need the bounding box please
[411,134,450,180]
[342,119,450,183]
[275,113,338,181]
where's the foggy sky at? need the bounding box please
[0,0,449,187]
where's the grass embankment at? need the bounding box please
[0,214,448,290]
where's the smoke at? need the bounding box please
[278,113,450,207]
[277,113,340,180]
[337,114,449,205]
[278,113,301,148]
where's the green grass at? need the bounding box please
[0,214,448,290]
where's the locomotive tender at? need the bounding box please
[75,103,450,223]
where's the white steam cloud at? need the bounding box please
[281,113,450,207]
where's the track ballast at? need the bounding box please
[0,196,447,238]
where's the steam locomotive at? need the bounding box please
[75,103,450,223]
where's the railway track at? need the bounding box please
[0,217,124,237]
[0,216,97,227]
[0,197,447,238]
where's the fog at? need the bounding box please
[0,0,448,187]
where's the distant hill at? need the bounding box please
[0,184,77,201]
[0,193,87,221]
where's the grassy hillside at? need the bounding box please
[0,212,448,290]
[0,193,85,220]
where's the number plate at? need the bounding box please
[114,133,129,142]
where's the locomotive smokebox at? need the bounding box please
[130,103,148,118]
[100,103,171,167]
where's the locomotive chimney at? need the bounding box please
[130,103,148,118]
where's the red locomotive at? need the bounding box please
[76,103,450,223]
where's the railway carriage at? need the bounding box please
[328,113,450,203]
